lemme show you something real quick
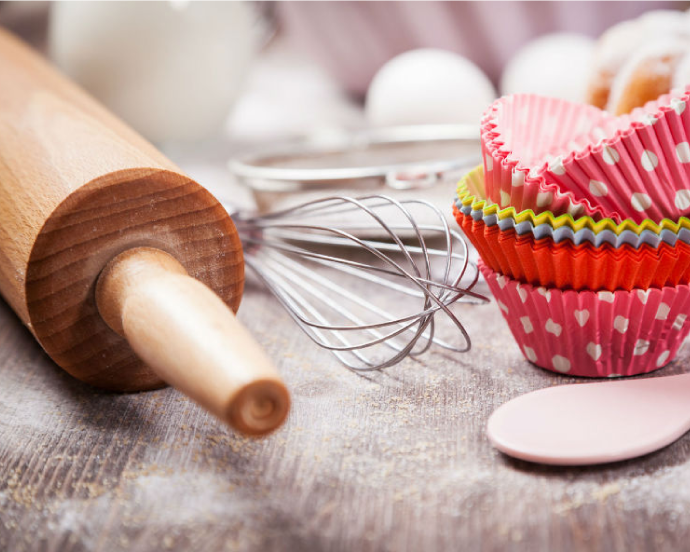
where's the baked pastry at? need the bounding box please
[587,10,690,115]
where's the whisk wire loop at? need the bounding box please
[232,194,485,371]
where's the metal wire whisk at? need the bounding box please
[229,195,487,371]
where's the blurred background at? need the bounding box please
[1,0,689,211]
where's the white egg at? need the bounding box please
[365,48,496,127]
[501,33,595,103]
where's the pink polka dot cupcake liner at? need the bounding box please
[480,261,690,377]
[482,87,690,224]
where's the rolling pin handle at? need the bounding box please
[95,247,290,436]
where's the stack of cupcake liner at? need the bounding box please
[482,88,690,223]
[454,166,690,291]
[454,89,690,377]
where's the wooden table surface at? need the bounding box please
[2,268,690,552]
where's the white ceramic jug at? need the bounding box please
[49,1,261,143]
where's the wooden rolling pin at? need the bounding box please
[0,29,290,435]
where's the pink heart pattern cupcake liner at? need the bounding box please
[482,87,690,224]
[480,262,690,377]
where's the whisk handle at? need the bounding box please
[96,247,290,436]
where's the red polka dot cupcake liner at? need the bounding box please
[480,262,690,378]
[454,205,690,291]
[482,87,690,224]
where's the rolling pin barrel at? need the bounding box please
[0,29,289,434]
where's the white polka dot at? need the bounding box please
[641,150,659,171]
[500,190,511,207]
[633,339,650,356]
[536,192,553,208]
[548,156,566,176]
[656,350,671,367]
[592,127,607,140]
[567,203,585,218]
[673,314,687,330]
[573,309,590,327]
[496,274,507,289]
[511,171,525,187]
[498,301,509,314]
[588,180,608,197]
[485,153,494,171]
[640,114,658,126]
[637,289,650,304]
[676,142,690,164]
[552,355,571,373]
[544,119,560,137]
[516,284,528,303]
[676,190,690,211]
[523,346,537,363]
[613,316,629,334]
[631,192,652,212]
[586,342,602,361]
[656,303,671,320]
[545,319,562,337]
[575,117,591,135]
[598,291,615,303]
[602,146,620,165]
[520,316,533,334]
[671,98,686,115]
[537,287,552,302]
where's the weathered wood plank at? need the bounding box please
[1,278,690,552]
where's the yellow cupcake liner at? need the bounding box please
[456,165,690,236]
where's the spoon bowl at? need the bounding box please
[487,373,690,465]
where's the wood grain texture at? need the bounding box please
[0,29,245,389]
[0,27,174,318]
[25,168,244,390]
[1,276,690,552]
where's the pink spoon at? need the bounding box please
[487,373,690,466]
